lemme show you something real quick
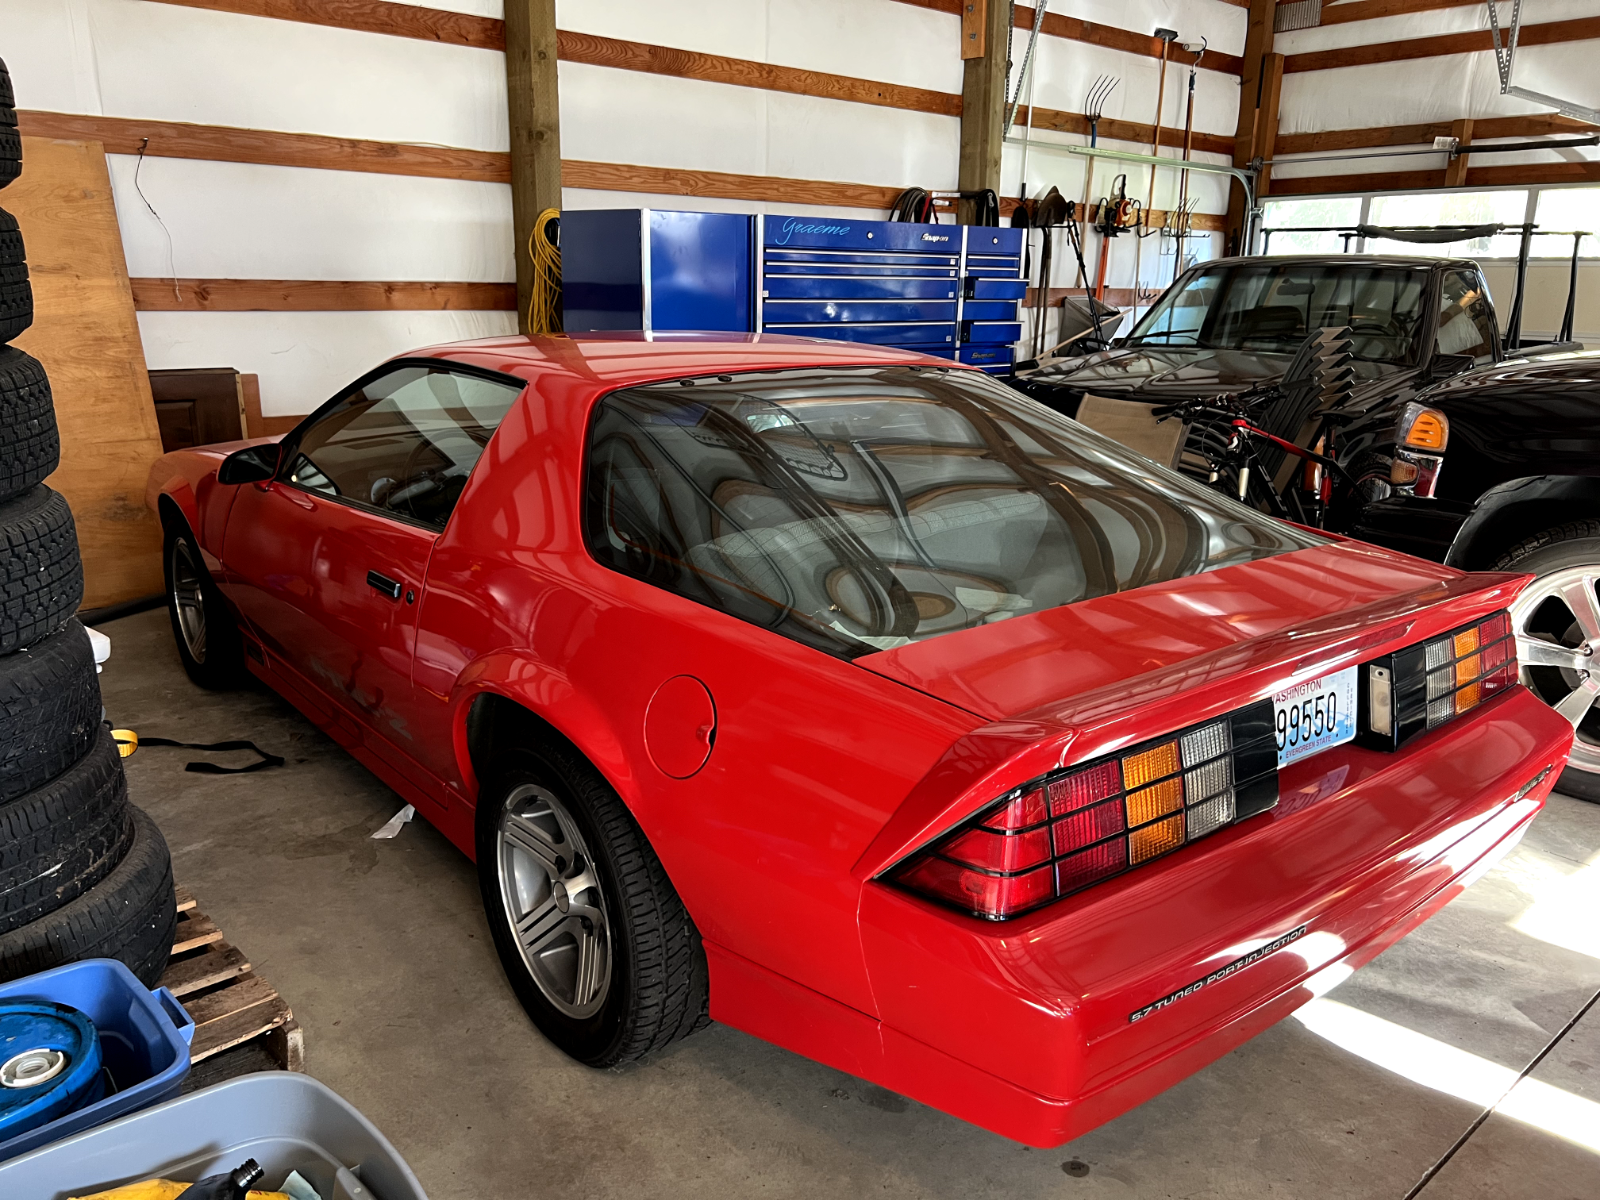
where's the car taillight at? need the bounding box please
[888,701,1279,920]
[1360,610,1517,750]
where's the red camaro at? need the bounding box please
[147,333,1571,1146]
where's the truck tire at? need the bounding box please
[0,347,57,501]
[0,486,83,656]
[0,618,100,805]
[0,730,133,936]
[0,57,16,191]
[1495,520,1600,803]
[0,806,176,987]
[0,207,30,342]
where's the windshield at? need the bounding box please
[584,367,1321,659]
[1124,263,1430,363]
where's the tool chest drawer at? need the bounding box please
[764,321,957,346]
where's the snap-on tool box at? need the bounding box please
[560,209,1026,374]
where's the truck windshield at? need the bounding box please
[1124,263,1429,363]
[584,366,1321,660]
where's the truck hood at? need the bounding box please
[859,538,1499,724]
[1023,346,1293,398]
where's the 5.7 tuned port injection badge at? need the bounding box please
[1129,925,1309,1023]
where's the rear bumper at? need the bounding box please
[852,685,1569,1145]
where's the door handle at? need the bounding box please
[366,570,403,600]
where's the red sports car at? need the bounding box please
[147,333,1571,1146]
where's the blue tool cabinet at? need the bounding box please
[560,209,1026,374]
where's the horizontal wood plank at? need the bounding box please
[145,1,960,116]
[1268,159,1600,196]
[189,993,292,1061]
[1285,16,1600,73]
[146,0,501,47]
[183,972,279,1027]
[1015,106,1235,158]
[1319,0,1482,24]
[1274,112,1599,156]
[1014,4,1244,76]
[175,885,196,913]
[171,911,225,955]
[161,944,252,997]
[18,110,511,182]
[131,278,517,311]
[563,159,903,210]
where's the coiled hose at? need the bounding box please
[527,208,563,335]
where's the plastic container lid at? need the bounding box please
[0,1001,104,1141]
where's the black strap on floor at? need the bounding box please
[135,737,286,775]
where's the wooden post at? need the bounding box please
[957,0,1011,224]
[1255,53,1286,198]
[961,0,986,60]
[1444,117,1474,187]
[503,0,561,335]
[1227,0,1276,255]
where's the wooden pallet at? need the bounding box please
[159,886,304,1072]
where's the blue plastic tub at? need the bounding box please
[0,959,193,1161]
[0,1073,429,1200]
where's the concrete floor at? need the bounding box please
[97,607,1600,1200]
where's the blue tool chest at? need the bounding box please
[560,209,1026,374]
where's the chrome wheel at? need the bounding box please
[496,784,612,1019]
[169,537,207,664]
[1511,564,1600,777]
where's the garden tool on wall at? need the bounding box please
[1028,187,1070,359]
[1080,74,1120,226]
[1092,175,1140,303]
[1134,30,1179,317]
[1174,38,1207,284]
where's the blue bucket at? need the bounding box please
[0,1001,105,1140]
[0,960,193,1161]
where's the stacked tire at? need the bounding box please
[0,57,177,986]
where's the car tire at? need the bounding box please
[0,806,176,987]
[1495,520,1600,803]
[0,486,83,657]
[0,729,133,936]
[0,618,100,805]
[0,347,58,501]
[476,741,710,1067]
[0,207,29,344]
[164,520,246,689]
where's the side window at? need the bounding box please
[283,363,523,528]
[1436,271,1497,363]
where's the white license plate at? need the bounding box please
[1273,666,1358,766]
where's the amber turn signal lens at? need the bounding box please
[1122,741,1180,790]
[1129,814,1185,864]
[1400,406,1449,451]
[1125,778,1183,826]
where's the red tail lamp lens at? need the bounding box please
[1055,838,1127,892]
[895,857,1055,920]
[981,787,1048,831]
[941,826,1052,873]
[1048,761,1121,815]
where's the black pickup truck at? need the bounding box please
[1016,254,1600,799]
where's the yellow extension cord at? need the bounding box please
[527,207,563,336]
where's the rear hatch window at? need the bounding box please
[584,366,1322,659]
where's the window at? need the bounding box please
[1261,197,1363,256]
[1532,188,1600,258]
[584,367,1320,659]
[284,363,524,529]
[1124,262,1430,364]
[1365,191,1529,259]
[1436,269,1497,363]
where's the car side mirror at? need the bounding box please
[217,443,281,485]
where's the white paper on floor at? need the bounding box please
[371,804,415,839]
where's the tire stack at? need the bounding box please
[0,57,177,987]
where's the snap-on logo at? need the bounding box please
[921,233,950,243]
[773,218,851,245]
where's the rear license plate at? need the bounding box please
[1273,666,1357,766]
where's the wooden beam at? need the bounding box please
[1012,4,1244,76]
[1284,16,1600,73]
[1256,53,1286,197]
[557,31,959,117]
[143,1,961,118]
[1013,106,1235,157]
[147,0,500,48]
[1267,159,1600,196]
[1275,112,1598,156]
[562,160,904,211]
[504,0,560,335]
[129,279,517,311]
[960,0,985,60]
[1228,0,1276,255]
[1320,0,1490,25]
[1443,118,1473,188]
[957,0,1010,224]
[17,110,510,182]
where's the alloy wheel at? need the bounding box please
[1510,564,1600,777]
[496,784,612,1019]
[170,538,208,664]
